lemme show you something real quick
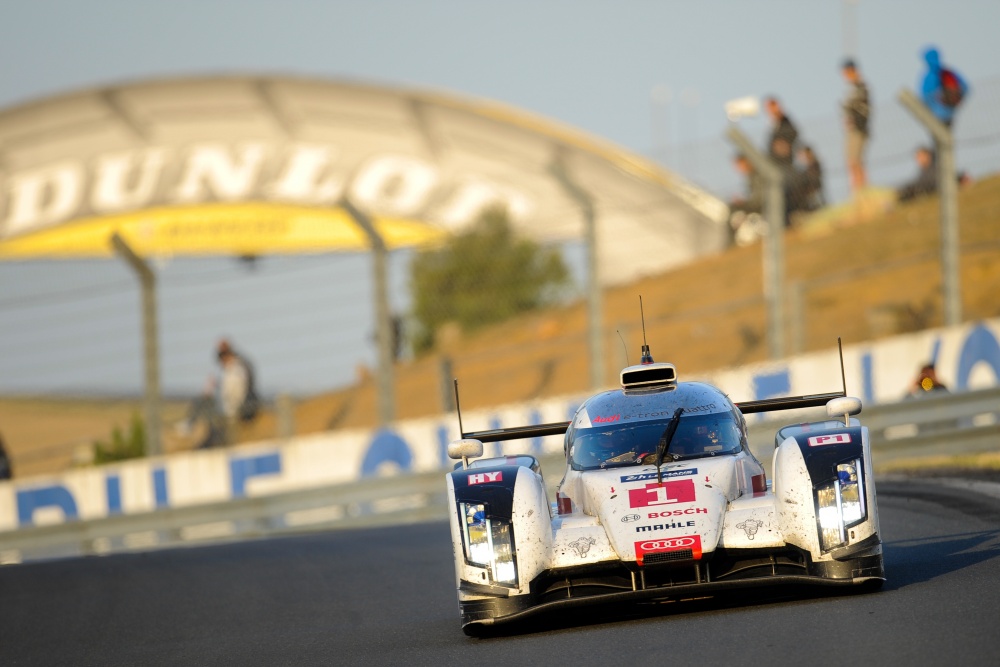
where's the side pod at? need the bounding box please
[447,459,551,630]
[773,421,883,583]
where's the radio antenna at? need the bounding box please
[639,295,653,364]
[617,330,630,367]
[453,378,465,437]
[837,337,847,396]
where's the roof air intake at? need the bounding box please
[620,362,678,389]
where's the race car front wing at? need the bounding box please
[461,541,884,628]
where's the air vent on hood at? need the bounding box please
[620,362,677,389]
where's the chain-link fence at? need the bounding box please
[2,77,1000,478]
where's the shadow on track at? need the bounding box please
[878,480,1000,590]
[464,583,882,639]
[881,529,1000,590]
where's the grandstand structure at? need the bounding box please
[0,75,728,459]
[0,75,727,276]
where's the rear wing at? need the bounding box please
[463,421,571,443]
[735,336,849,414]
[734,391,845,414]
[458,339,848,443]
[460,391,845,442]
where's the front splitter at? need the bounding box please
[463,570,883,629]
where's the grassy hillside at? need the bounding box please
[293,174,1000,432]
[3,175,999,477]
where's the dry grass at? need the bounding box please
[3,175,1000,477]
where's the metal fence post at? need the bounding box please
[789,280,804,355]
[439,356,455,413]
[726,126,786,359]
[897,89,962,326]
[341,198,395,426]
[110,233,162,457]
[276,393,295,438]
[550,157,604,389]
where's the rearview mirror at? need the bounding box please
[827,396,862,425]
[447,439,484,468]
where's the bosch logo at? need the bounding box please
[639,537,697,551]
[620,514,641,523]
[647,508,708,519]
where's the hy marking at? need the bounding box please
[468,471,503,485]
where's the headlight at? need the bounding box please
[816,459,867,552]
[459,502,518,587]
[838,460,866,525]
[490,521,517,585]
[462,503,491,566]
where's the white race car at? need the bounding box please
[445,348,884,634]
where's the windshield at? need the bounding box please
[571,412,744,471]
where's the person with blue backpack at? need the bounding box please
[920,46,969,128]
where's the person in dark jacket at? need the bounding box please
[216,339,260,445]
[788,145,825,216]
[920,47,968,128]
[764,96,799,169]
[897,146,937,202]
[842,59,871,193]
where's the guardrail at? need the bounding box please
[1,388,998,565]
[746,386,1000,469]
[0,470,453,565]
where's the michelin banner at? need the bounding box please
[1,319,998,532]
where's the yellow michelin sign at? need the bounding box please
[0,203,444,258]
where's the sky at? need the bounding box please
[1,0,999,398]
[3,1,998,156]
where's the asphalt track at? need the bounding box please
[2,477,1000,666]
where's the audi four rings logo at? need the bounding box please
[620,514,641,523]
[640,537,697,550]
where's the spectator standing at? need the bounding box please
[841,59,871,193]
[897,146,937,202]
[216,339,260,444]
[764,96,799,170]
[920,47,969,128]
